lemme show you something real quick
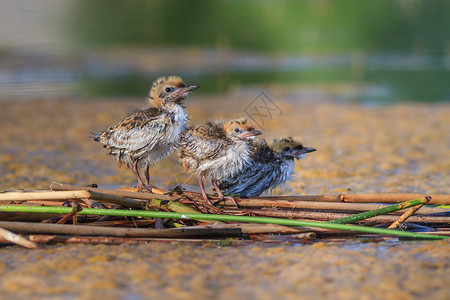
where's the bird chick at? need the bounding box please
[219,136,316,197]
[178,118,262,204]
[92,76,199,192]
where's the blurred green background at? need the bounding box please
[1,0,449,103]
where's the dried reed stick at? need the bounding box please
[0,190,92,201]
[388,197,430,229]
[0,221,242,238]
[0,227,38,249]
[49,182,177,201]
[0,189,144,209]
[218,199,446,214]
[254,194,449,205]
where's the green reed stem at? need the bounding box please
[329,197,430,224]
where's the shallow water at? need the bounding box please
[1,0,450,102]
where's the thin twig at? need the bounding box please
[56,202,83,224]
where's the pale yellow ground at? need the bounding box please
[0,94,449,299]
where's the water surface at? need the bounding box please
[1,0,449,103]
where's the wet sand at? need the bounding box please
[0,94,449,299]
[1,240,449,300]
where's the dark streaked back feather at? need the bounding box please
[219,161,279,196]
[95,107,174,158]
[219,137,285,197]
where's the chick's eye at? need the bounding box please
[165,87,173,93]
[234,127,241,133]
[283,146,291,151]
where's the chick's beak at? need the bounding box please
[182,85,200,92]
[170,85,200,101]
[289,147,317,157]
[239,129,262,140]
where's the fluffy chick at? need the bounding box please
[178,118,262,204]
[92,76,198,191]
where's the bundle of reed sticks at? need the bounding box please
[0,182,448,249]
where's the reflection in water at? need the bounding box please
[0,0,449,102]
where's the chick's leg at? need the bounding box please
[211,180,239,207]
[132,160,154,193]
[144,166,150,185]
[198,172,212,205]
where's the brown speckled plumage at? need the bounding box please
[92,76,199,191]
[178,118,262,204]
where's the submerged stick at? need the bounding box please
[0,227,38,249]
[388,198,430,229]
[329,197,430,224]
[0,205,447,240]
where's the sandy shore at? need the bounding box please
[0,95,449,299]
